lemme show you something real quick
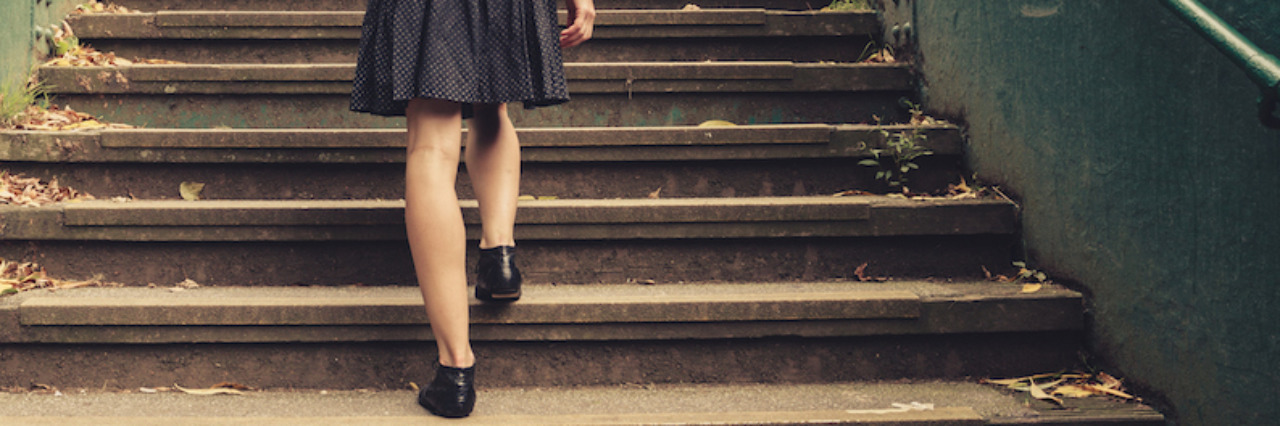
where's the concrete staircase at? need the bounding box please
[0,0,1164,423]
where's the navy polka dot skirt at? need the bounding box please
[350,0,570,117]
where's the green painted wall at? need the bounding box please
[1,1,77,95]
[886,0,1278,423]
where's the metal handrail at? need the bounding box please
[1162,0,1280,129]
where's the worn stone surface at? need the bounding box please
[0,156,965,200]
[39,63,912,94]
[0,332,1082,389]
[49,92,907,128]
[88,36,876,64]
[0,197,1013,241]
[69,10,872,37]
[0,235,1015,286]
[0,124,962,162]
[4,282,1082,343]
[17,285,923,326]
[113,0,823,11]
[0,381,1167,424]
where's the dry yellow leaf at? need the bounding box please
[1028,379,1064,406]
[59,119,104,131]
[1083,383,1135,400]
[1052,384,1098,398]
[179,182,205,201]
[174,384,244,396]
[1021,283,1043,293]
[697,120,736,127]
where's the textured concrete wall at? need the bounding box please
[1,1,76,93]
[891,0,1279,424]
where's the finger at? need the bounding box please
[560,26,586,48]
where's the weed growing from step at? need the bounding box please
[858,40,895,63]
[0,76,49,128]
[858,129,933,192]
[983,261,1051,293]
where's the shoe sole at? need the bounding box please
[476,288,521,303]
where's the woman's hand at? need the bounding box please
[560,0,596,48]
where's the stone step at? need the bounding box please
[0,124,963,199]
[40,62,910,128]
[111,0,825,12]
[0,196,1017,285]
[70,10,877,63]
[0,382,1166,425]
[0,281,1084,388]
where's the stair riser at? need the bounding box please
[3,158,965,200]
[0,333,1080,389]
[2,236,1014,286]
[86,37,872,64]
[54,93,908,128]
[111,0,821,11]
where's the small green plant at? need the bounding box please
[822,0,873,12]
[0,75,48,129]
[858,129,933,190]
[857,40,895,63]
[1012,261,1049,283]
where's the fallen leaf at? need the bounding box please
[647,187,662,199]
[982,372,1066,386]
[697,120,736,127]
[1082,383,1135,400]
[1028,379,1064,406]
[210,382,254,391]
[179,182,205,201]
[1052,384,1097,398]
[1021,283,1042,293]
[1097,372,1123,389]
[136,58,186,65]
[174,384,244,396]
[853,262,887,282]
[681,4,702,10]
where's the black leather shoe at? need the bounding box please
[476,246,522,302]
[417,362,476,418]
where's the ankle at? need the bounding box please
[438,352,475,369]
[478,235,515,249]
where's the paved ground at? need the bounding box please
[0,381,1034,422]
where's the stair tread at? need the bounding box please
[0,381,1164,424]
[111,0,824,12]
[68,9,876,39]
[3,281,1082,343]
[0,196,1017,241]
[38,61,912,95]
[0,124,960,165]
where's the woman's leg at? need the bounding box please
[465,103,521,250]
[404,98,474,369]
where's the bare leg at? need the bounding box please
[466,103,521,249]
[404,98,474,369]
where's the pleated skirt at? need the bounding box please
[350,0,569,117]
